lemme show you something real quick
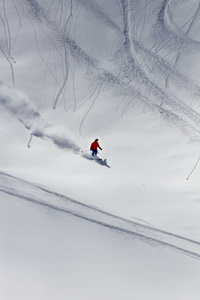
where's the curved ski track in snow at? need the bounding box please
[22,0,200,139]
[1,1,200,140]
[0,172,200,260]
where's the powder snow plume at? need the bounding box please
[0,81,79,151]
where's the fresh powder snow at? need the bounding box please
[0,1,200,299]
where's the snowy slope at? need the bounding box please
[0,172,200,300]
[1,0,200,299]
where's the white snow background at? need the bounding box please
[0,0,200,299]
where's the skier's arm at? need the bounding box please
[97,143,102,150]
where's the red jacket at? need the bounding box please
[91,141,101,150]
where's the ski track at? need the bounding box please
[1,1,200,141]
[156,0,200,51]
[22,0,200,139]
[75,0,121,33]
[0,172,200,260]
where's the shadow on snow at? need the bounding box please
[81,151,111,168]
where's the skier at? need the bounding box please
[90,139,102,156]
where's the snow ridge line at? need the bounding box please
[37,184,200,246]
[0,172,200,260]
[0,187,199,260]
[1,171,200,246]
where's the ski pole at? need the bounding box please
[186,156,200,180]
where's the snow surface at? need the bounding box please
[1,0,200,299]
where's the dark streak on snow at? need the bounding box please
[0,172,200,260]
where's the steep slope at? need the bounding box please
[1,172,200,300]
[1,1,200,299]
